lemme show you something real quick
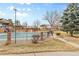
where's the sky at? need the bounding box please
[0,3,68,26]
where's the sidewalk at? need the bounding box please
[53,34,79,48]
[4,52,79,56]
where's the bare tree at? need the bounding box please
[33,20,40,28]
[22,22,28,32]
[43,11,61,36]
[16,20,21,26]
[23,22,27,27]
[32,20,40,43]
[43,11,61,29]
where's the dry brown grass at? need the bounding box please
[0,39,78,54]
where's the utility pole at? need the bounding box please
[13,8,17,44]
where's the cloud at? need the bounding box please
[7,6,15,11]
[22,8,26,11]
[27,8,31,11]
[22,8,32,12]
[16,12,29,17]
[12,11,29,24]
[7,6,23,12]
[25,2,31,5]
[17,8,21,11]
[19,2,31,5]
[12,11,30,24]
[19,3,25,5]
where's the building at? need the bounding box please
[40,24,50,30]
[40,24,61,31]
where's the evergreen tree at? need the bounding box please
[61,3,79,36]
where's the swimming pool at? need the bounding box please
[0,32,39,40]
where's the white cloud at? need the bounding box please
[19,3,25,5]
[17,8,21,11]
[25,2,31,5]
[12,11,29,24]
[19,2,31,5]
[7,6,23,12]
[27,8,31,11]
[12,11,30,24]
[16,12,29,17]
[7,6,15,11]
[22,8,26,11]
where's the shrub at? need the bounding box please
[32,35,40,44]
[56,33,61,36]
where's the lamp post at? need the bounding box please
[13,8,17,44]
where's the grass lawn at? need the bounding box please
[0,39,78,54]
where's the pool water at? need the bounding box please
[0,32,39,40]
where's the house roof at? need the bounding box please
[0,19,9,24]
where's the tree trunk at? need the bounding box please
[5,32,11,45]
[40,32,44,40]
[47,31,50,37]
[66,31,68,34]
[70,31,73,37]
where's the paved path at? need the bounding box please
[53,34,79,48]
[4,52,79,56]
